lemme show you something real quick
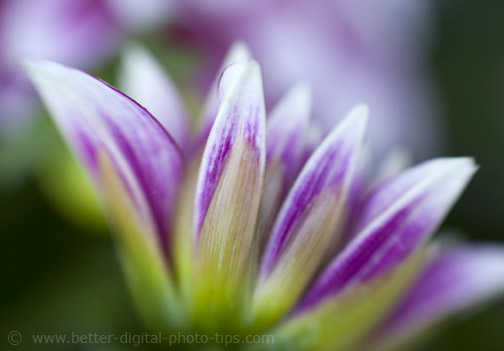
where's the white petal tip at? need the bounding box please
[23,59,57,76]
[120,43,152,68]
[228,41,252,61]
[287,83,313,117]
[330,103,369,142]
[218,60,262,98]
[24,60,79,94]
[441,157,479,178]
[348,103,370,124]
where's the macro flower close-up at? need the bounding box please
[2,2,504,351]
[16,41,504,350]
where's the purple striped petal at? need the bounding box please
[266,83,312,181]
[271,247,431,351]
[98,152,184,328]
[299,122,323,166]
[298,158,477,314]
[191,60,265,327]
[188,42,251,156]
[342,147,409,245]
[376,244,504,349]
[119,44,190,148]
[194,60,265,237]
[25,61,183,254]
[252,105,367,327]
[258,84,312,243]
[339,150,370,245]
[261,105,368,276]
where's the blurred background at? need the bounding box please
[1,0,503,350]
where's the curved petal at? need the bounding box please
[99,152,185,329]
[188,41,251,156]
[119,44,190,148]
[258,84,312,245]
[253,105,367,328]
[375,244,504,350]
[298,158,477,313]
[25,60,183,255]
[192,60,266,329]
[338,148,370,246]
[272,248,431,351]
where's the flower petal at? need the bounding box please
[25,60,183,255]
[272,248,431,351]
[298,158,477,313]
[192,60,266,328]
[375,244,504,350]
[172,45,251,279]
[258,84,312,246]
[188,41,252,156]
[253,105,368,328]
[119,44,190,148]
[300,122,323,165]
[338,149,370,246]
[107,0,174,33]
[266,83,312,177]
[99,151,185,329]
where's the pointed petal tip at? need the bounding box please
[325,103,369,147]
[268,83,312,130]
[432,156,479,183]
[191,41,254,154]
[289,82,312,107]
[218,59,262,93]
[121,41,143,56]
[23,59,64,79]
[215,42,254,96]
[118,42,189,148]
[228,40,252,59]
[354,102,371,113]
[346,103,370,128]
[281,83,313,121]
[452,156,478,171]
[120,43,153,69]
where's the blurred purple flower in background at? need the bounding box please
[0,0,175,135]
[176,0,441,159]
[0,0,114,133]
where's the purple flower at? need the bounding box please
[24,43,504,350]
[0,0,174,134]
[0,0,118,132]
